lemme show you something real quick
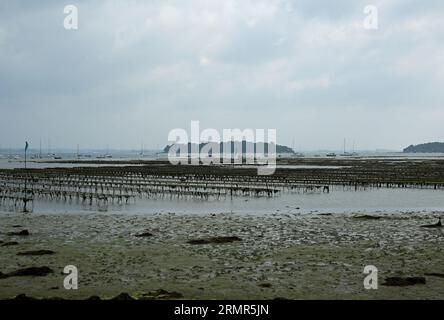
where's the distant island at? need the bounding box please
[403,142,444,153]
[163,141,295,154]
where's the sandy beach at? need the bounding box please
[0,211,443,300]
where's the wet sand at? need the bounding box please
[0,212,443,300]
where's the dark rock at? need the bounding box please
[187,236,242,245]
[7,230,30,236]
[424,273,444,278]
[1,241,18,247]
[1,266,53,279]
[187,239,211,245]
[319,213,332,216]
[354,215,381,220]
[210,236,242,243]
[382,276,426,286]
[12,225,23,228]
[17,250,55,256]
[258,283,272,288]
[111,292,135,300]
[140,289,183,300]
[134,231,153,237]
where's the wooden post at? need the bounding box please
[23,141,29,213]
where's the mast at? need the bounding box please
[24,141,29,212]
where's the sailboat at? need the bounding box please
[104,145,112,158]
[97,145,112,159]
[341,139,360,157]
[341,138,353,157]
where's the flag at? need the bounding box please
[25,141,29,152]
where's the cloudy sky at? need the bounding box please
[0,0,443,151]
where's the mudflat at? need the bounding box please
[0,212,443,300]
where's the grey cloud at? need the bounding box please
[0,0,443,150]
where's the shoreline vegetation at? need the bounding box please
[0,211,443,300]
[403,142,444,153]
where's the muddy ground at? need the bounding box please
[0,212,443,299]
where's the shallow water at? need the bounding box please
[0,159,147,169]
[4,187,442,216]
[1,156,443,216]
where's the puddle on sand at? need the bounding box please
[3,188,442,216]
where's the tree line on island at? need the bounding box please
[403,142,444,153]
[163,141,295,155]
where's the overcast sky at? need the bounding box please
[0,0,443,151]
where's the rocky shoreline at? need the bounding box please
[0,211,443,300]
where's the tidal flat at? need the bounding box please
[0,211,443,300]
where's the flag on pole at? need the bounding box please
[25,141,29,152]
